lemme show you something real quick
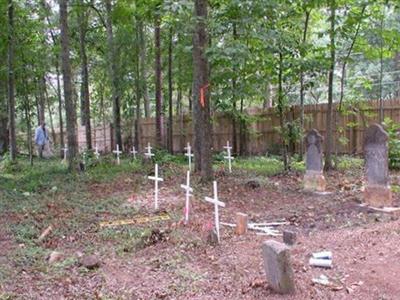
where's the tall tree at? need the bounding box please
[167,27,173,153]
[138,21,150,118]
[105,0,122,149]
[154,11,164,147]
[7,0,17,161]
[299,5,311,160]
[59,0,78,170]
[78,0,92,149]
[324,0,336,171]
[193,0,213,180]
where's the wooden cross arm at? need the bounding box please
[180,184,193,192]
[204,196,226,207]
[148,176,164,181]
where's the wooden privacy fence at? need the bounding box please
[139,99,400,155]
[64,99,400,155]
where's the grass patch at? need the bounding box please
[234,156,284,175]
[336,156,364,171]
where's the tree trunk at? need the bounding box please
[0,76,8,155]
[78,0,92,149]
[193,0,213,180]
[278,52,289,170]
[22,77,33,166]
[167,27,173,153]
[155,14,164,147]
[7,0,17,161]
[138,21,150,118]
[239,96,246,156]
[324,0,336,171]
[379,13,384,123]
[299,9,310,161]
[38,77,46,125]
[56,59,65,156]
[105,0,122,149]
[60,0,78,170]
[231,23,238,155]
[44,81,57,143]
[135,17,141,151]
[44,1,65,154]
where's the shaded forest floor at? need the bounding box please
[1,155,400,299]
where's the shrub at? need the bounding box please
[382,117,400,170]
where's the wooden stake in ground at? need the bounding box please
[180,170,193,224]
[224,141,234,173]
[184,142,194,171]
[130,146,137,160]
[62,144,68,161]
[113,144,122,165]
[144,143,154,159]
[204,181,225,242]
[148,163,163,210]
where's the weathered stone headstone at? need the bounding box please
[235,212,248,235]
[303,129,326,192]
[262,240,295,294]
[364,124,392,207]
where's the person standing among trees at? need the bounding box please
[34,122,49,159]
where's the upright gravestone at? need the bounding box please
[262,240,295,294]
[303,129,326,192]
[364,124,392,207]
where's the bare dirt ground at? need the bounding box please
[1,166,400,299]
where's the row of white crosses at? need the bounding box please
[113,144,140,164]
[62,144,100,161]
[147,162,226,242]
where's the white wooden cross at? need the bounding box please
[94,144,100,159]
[180,170,193,224]
[204,181,226,242]
[184,142,194,171]
[148,164,164,210]
[113,144,122,165]
[223,141,234,173]
[130,146,138,159]
[62,144,68,161]
[144,143,154,159]
[82,148,87,165]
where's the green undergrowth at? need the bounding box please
[335,155,364,171]
[233,156,305,175]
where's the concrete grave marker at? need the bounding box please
[180,170,193,224]
[303,129,326,192]
[148,164,164,210]
[184,143,194,171]
[224,141,234,173]
[204,181,225,243]
[113,144,122,165]
[144,143,154,160]
[262,240,295,294]
[364,124,392,207]
[130,146,137,160]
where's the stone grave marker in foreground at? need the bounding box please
[364,124,392,207]
[262,240,295,294]
[303,129,326,192]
